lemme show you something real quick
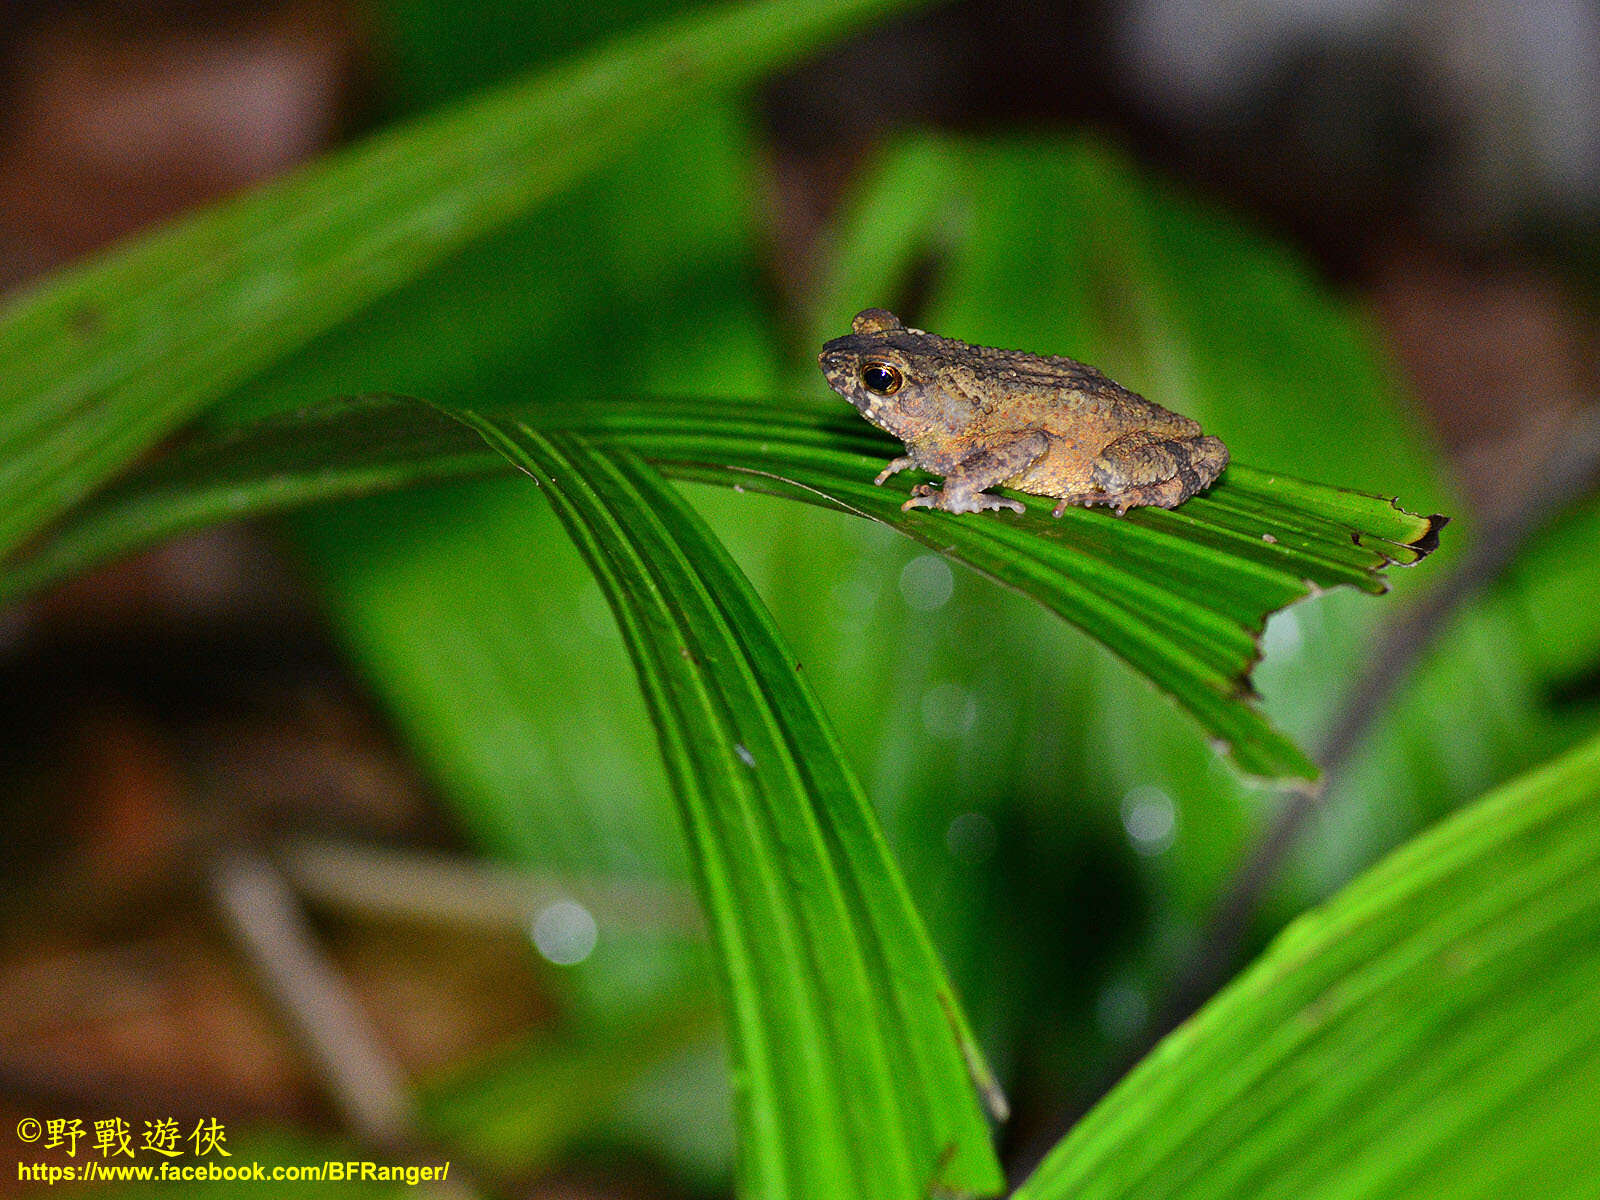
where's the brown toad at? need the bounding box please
[819,309,1228,516]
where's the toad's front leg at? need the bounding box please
[901,433,1048,515]
[873,455,916,485]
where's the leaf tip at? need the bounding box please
[1365,502,1449,564]
[1410,512,1449,558]
[938,988,1009,1124]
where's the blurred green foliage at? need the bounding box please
[1014,726,1600,1200]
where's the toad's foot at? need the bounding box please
[1078,475,1189,517]
[1050,475,1190,517]
[903,484,1026,515]
[874,455,916,486]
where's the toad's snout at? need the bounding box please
[817,348,857,396]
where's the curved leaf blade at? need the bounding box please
[0,0,924,562]
[457,417,1003,1198]
[0,396,1443,780]
[1014,729,1600,1200]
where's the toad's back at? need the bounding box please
[904,331,1201,445]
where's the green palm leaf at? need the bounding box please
[0,395,1441,780]
[0,0,925,564]
[457,417,1003,1198]
[1015,727,1600,1200]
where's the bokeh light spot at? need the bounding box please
[530,899,598,965]
[1120,785,1178,856]
[899,554,954,611]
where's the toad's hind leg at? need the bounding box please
[1076,430,1228,516]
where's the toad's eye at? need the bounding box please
[860,361,903,396]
